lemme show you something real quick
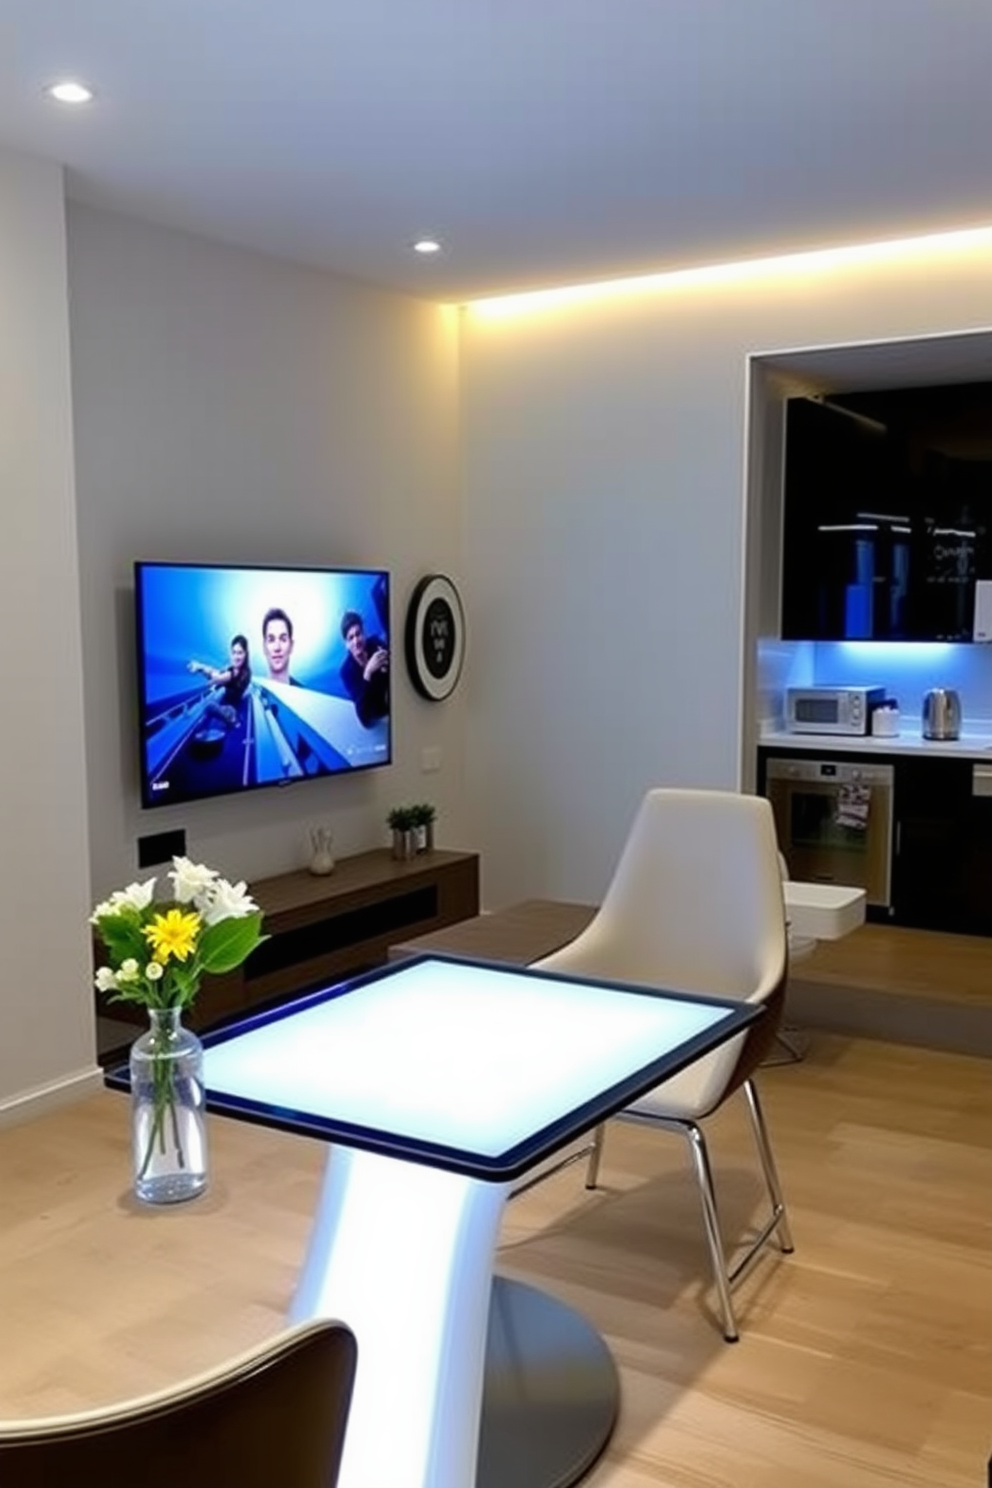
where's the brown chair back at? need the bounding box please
[0,1319,356,1488]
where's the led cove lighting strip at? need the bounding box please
[466,224,992,317]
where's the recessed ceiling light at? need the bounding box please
[46,80,95,105]
[413,239,442,255]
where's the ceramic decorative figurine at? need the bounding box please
[308,825,336,876]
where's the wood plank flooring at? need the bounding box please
[787,922,992,1057]
[796,921,992,1007]
[2,1033,991,1486]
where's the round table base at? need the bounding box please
[477,1276,619,1488]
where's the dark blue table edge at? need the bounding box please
[104,953,763,1184]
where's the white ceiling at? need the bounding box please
[1,0,990,302]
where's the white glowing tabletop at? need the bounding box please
[201,955,761,1181]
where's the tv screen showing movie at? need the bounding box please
[135,562,392,809]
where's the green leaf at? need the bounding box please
[198,913,267,975]
[95,918,150,965]
[170,962,201,1009]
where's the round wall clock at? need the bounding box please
[404,574,466,701]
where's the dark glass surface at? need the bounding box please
[782,381,992,641]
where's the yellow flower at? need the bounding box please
[143,908,201,964]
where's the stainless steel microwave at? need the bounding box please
[785,686,886,735]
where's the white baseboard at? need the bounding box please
[0,1064,105,1130]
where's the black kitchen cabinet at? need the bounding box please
[963,762,992,934]
[781,383,992,643]
[889,757,975,933]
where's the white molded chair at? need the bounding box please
[533,787,793,1342]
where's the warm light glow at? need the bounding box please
[466,224,992,318]
[413,238,442,255]
[45,80,94,105]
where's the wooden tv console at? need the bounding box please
[101,847,480,1035]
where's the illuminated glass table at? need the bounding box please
[198,956,762,1488]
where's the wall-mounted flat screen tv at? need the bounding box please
[135,562,391,809]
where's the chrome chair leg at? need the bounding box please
[742,1079,794,1253]
[509,1134,599,1199]
[511,1084,790,1345]
[761,1025,809,1066]
[584,1123,606,1189]
[682,1120,739,1343]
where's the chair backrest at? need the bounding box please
[535,788,787,1114]
[542,788,786,998]
[0,1319,357,1488]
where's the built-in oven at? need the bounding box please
[763,757,895,912]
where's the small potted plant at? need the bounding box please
[387,805,418,861]
[409,802,437,854]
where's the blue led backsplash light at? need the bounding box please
[812,641,992,724]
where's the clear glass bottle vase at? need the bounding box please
[130,1006,209,1204]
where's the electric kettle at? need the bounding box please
[922,688,962,741]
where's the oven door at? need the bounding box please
[764,758,894,910]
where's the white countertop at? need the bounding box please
[759,725,992,759]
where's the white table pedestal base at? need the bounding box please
[288,1144,619,1488]
[289,1145,508,1488]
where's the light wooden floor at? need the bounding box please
[797,921,992,1008]
[2,1033,992,1486]
[787,923,992,1056]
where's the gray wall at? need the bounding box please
[0,149,96,1116]
[1,170,468,1117]
[67,204,467,901]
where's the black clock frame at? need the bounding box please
[404,574,465,701]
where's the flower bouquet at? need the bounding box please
[92,857,266,1203]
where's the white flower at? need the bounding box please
[200,877,258,926]
[90,879,155,922]
[93,859,261,1012]
[169,856,219,906]
[116,879,156,911]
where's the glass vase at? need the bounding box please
[129,1006,209,1205]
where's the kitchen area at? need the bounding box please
[754,643,992,1057]
[758,667,992,938]
[751,364,992,951]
